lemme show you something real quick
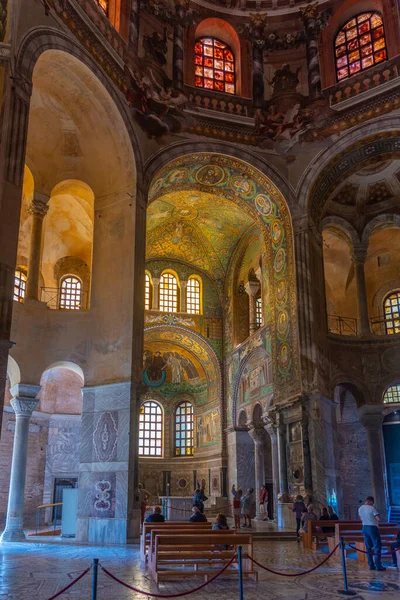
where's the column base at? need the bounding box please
[0,527,26,542]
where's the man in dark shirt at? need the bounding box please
[145,506,165,523]
[389,531,400,569]
[189,506,207,522]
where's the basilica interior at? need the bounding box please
[0,0,399,596]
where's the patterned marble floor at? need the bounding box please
[0,540,398,600]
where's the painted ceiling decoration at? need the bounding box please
[148,153,299,399]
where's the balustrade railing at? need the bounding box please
[41,287,89,311]
[185,85,252,118]
[326,56,400,107]
[327,315,358,336]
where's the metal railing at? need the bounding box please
[370,315,400,336]
[40,287,89,310]
[327,315,358,336]
[35,502,62,535]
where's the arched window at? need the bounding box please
[95,0,109,15]
[384,291,400,335]
[145,273,151,310]
[335,12,387,81]
[175,401,194,456]
[14,269,27,303]
[256,297,263,329]
[59,276,82,310]
[139,401,163,456]
[186,277,201,314]
[383,385,400,404]
[194,37,235,94]
[159,272,178,313]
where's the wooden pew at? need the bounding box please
[328,522,396,555]
[354,527,400,563]
[148,528,236,567]
[140,522,212,562]
[151,532,257,583]
[302,520,357,551]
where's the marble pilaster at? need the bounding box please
[265,421,279,520]
[249,427,265,520]
[277,419,289,500]
[359,406,387,520]
[1,384,40,542]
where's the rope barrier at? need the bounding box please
[100,555,237,598]
[347,544,390,556]
[244,543,340,577]
[46,566,91,600]
[146,503,234,514]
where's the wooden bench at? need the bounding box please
[302,520,361,551]
[148,528,236,567]
[328,522,395,555]
[140,522,212,562]
[151,532,257,583]
[355,529,400,563]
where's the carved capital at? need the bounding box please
[248,425,265,442]
[300,2,319,22]
[28,194,50,219]
[244,280,260,297]
[352,244,368,263]
[10,383,40,417]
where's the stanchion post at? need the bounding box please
[238,545,244,600]
[92,558,99,600]
[338,537,356,596]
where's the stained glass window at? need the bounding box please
[384,291,400,335]
[159,272,178,313]
[145,273,151,310]
[186,277,201,314]
[175,401,194,456]
[383,385,400,404]
[194,37,235,94]
[95,0,109,14]
[14,269,26,303]
[139,401,163,456]
[59,276,82,310]
[335,12,387,81]
[256,297,263,328]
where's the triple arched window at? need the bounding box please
[384,291,400,335]
[194,37,235,94]
[335,12,387,81]
[138,400,194,457]
[145,271,202,314]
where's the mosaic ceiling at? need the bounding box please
[146,190,256,281]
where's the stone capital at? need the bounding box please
[152,277,160,286]
[244,280,260,297]
[248,425,265,442]
[28,194,50,219]
[359,405,384,430]
[352,244,368,264]
[180,280,188,289]
[10,383,40,417]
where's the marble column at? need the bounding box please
[180,280,187,312]
[1,384,40,542]
[128,0,140,54]
[300,4,322,101]
[172,0,185,92]
[265,421,279,520]
[359,406,387,521]
[152,277,160,310]
[277,419,289,499]
[249,427,265,520]
[25,193,49,301]
[245,280,260,334]
[352,246,370,336]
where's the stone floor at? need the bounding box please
[0,540,399,599]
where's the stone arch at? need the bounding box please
[145,146,299,402]
[372,279,400,312]
[6,356,21,389]
[39,361,84,415]
[321,216,360,250]
[15,26,144,182]
[298,117,400,218]
[361,213,400,246]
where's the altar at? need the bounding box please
[159,496,193,521]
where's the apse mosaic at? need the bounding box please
[148,153,299,398]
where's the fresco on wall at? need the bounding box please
[196,410,220,447]
[149,154,299,400]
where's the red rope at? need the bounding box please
[245,543,340,577]
[46,567,91,600]
[147,503,234,514]
[100,555,236,598]
[347,544,390,556]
